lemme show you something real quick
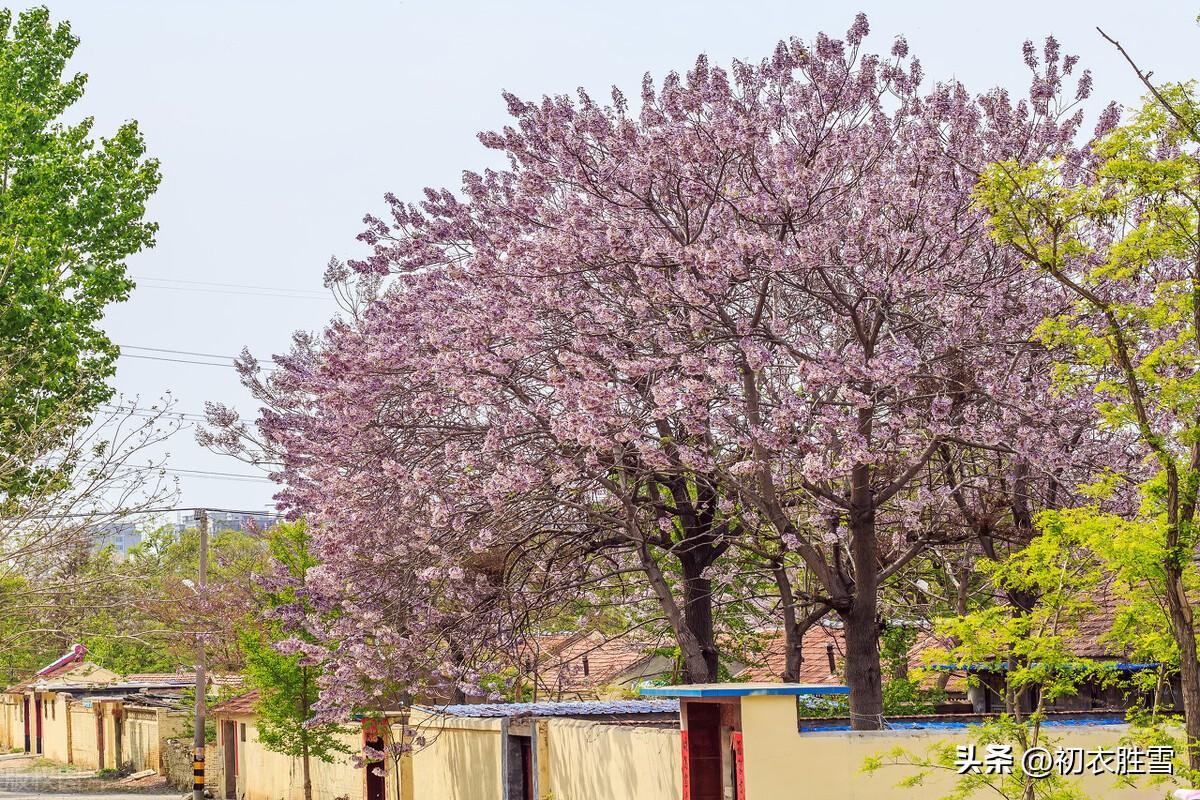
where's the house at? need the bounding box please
[0,645,217,775]
[529,631,675,700]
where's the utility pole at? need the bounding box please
[193,508,208,800]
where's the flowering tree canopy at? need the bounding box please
[206,17,1115,729]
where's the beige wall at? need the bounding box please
[739,695,1174,800]
[68,703,99,769]
[39,693,72,763]
[409,715,502,800]
[546,718,681,800]
[122,707,186,773]
[0,695,22,751]
[218,714,366,800]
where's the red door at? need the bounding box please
[684,703,722,800]
[222,721,237,799]
[520,736,534,800]
[21,697,29,753]
[33,697,42,754]
[364,733,385,800]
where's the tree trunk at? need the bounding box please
[1165,567,1200,772]
[775,563,829,683]
[301,739,313,800]
[841,599,883,730]
[639,542,713,682]
[301,667,313,800]
[844,464,884,730]
[681,561,719,682]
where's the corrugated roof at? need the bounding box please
[434,699,680,718]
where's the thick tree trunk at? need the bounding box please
[639,542,714,682]
[681,563,719,682]
[844,463,884,730]
[841,599,883,730]
[1165,568,1200,772]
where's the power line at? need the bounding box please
[163,467,272,482]
[97,404,209,423]
[26,505,285,520]
[132,275,328,296]
[119,344,277,365]
[120,353,237,368]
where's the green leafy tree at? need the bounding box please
[867,515,1117,800]
[977,78,1200,768]
[239,521,347,800]
[0,6,159,498]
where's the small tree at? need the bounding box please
[866,512,1115,800]
[239,521,347,800]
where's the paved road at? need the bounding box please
[0,793,183,799]
[0,755,184,798]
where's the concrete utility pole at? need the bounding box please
[194,508,209,800]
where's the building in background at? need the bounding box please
[91,510,278,561]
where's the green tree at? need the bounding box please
[867,515,1117,800]
[238,521,347,800]
[977,79,1200,768]
[0,5,159,499]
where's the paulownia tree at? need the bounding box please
[208,20,1104,728]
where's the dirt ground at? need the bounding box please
[0,754,187,799]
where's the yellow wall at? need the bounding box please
[409,715,502,800]
[39,693,72,763]
[122,707,186,773]
[221,714,366,800]
[0,696,22,751]
[739,695,1173,800]
[545,718,681,800]
[68,703,99,769]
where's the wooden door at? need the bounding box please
[684,702,722,800]
[33,697,42,755]
[364,734,385,800]
[21,697,29,753]
[519,736,534,800]
[222,721,237,799]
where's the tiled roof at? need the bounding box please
[735,624,847,684]
[535,632,660,694]
[435,699,680,718]
[735,624,967,692]
[210,690,260,716]
[123,673,244,687]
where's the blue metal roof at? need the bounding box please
[640,683,849,698]
[433,699,680,718]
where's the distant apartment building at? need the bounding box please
[181,509,278,533]
[91,510,277,560]
[89,521,144,561]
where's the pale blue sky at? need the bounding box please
[16,0,1195,513]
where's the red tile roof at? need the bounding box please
[534,632,659,695]
[210,689,260,716]
[736,625,846,684]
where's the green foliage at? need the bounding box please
[238,521,348,765]
[0,6,159,498]
[872,515,1137,798]
[863,717,1091,800]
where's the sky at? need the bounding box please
[14,0,1196,515]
